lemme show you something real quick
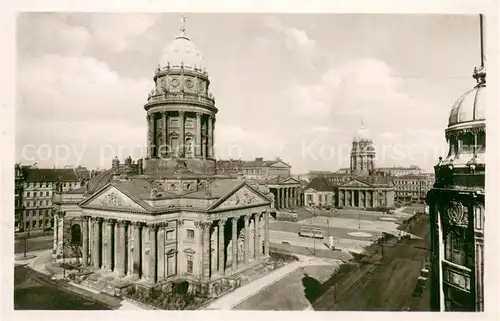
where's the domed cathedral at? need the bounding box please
[52,18,274,299]
[143,18,217,176]
[350,121,376,176]
[426,14,486,312]
[335,121,395,210]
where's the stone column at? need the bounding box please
[218,219,226,275]
[232,217,238,271]
[57,212,65,257]
[254,214,261,259]
[280,188,284,209]
[53,215,58,255]
[93,218,102,268]
[351,190,355,207]
[157,223,166,281]
[196,112,202,157]
[105,219,114,271]
[82,216,89,267]
[264,212,270,257]
[179,111,185,157]
[207,115,213,158]
[132,222,142,278]
[161,111,167,155]
[202,222,211,281]
[115,220,126,276]
[146,114,151,158]
[148,224,158,282]
[244,215,251,264]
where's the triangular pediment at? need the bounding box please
[340,179,371,188]
[81,185,147,212]
[269,160,291,168]
[282,177,300,184]
[209,183,270,211]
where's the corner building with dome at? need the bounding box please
[426,60,486,309]
[51,22,274,298]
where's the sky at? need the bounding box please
[15,13,482,173]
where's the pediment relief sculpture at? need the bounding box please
[218,187,262,209]
[100,191,124,207]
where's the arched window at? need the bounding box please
[71,224,82,245]
[185,138,194,157]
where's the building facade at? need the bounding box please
[304,177,335,208]
[53,22,274,298]
[426,61,486,310]
[393,173,435,204]
[15,165,88,233]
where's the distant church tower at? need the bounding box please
[350,121,376,176]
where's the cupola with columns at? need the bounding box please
[143,17,217,176]
[350,120,376,176]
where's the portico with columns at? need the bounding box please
[74,178,271,295]
[267,176,303,210]
[337,178,395,209]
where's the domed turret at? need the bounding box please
[158,20,205,71]
[351,120,376,176]
[448,67,486,127]
[353,121,372,143]
[441,66,486,168]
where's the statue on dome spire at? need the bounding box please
[180,16,187,37]
[360,118,365,129]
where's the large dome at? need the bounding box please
[159,35,205,70]
[448,83,486,127]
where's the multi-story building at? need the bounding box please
[392,173,435,204]
[17,165,89,232]
[427,19,486,311]
[375,165,423,177]
[14,164,24,232]
[216,157,291,180]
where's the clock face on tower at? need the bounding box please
[171,78,180,87]
[185,78,194,88]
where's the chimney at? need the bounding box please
[255,157,264,162]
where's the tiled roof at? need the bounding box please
[84,169,115,196]
[356,175,394,187]
[306,177,334,191]
[22,168,80,182]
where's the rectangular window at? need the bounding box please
[32,221,36,228]
[186,255,193,273]
[167,254,176,276]
[445,233,466,265]
[166,230,175,241]
[475,206,483,230]
[27,192,30,197]
[187,229,195,239]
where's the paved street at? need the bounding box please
[14,264,114,310]
[15,235,53,254]
[313,214,430,311]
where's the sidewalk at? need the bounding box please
[204,261,302,310]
